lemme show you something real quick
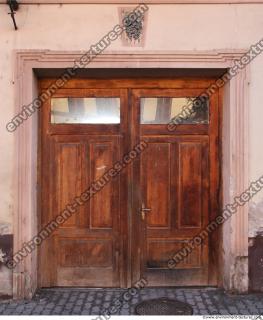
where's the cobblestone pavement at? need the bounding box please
[0,287,263,315]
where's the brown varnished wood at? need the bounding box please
[39,87,128,287]
[39,78,220,288]
[39,78,218,90]
[131,87,219,287]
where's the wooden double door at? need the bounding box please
[39,78,220,288]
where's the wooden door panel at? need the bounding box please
[141,142,171,229]
[131,86,219,287]
[90,142,114,229]
[177,140,209,229]
[147,240,202,269]
[59,239,113,267]
[51,135,121,287]
[58,268,115,287]
[57,238,116,287]
[145,268,208,286]
[40,87,128,288]
[54,141,84,227]
[140,136,209,285]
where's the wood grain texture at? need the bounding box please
[131,86,219,286]
[40,87,126,287]
[39,78,220,288]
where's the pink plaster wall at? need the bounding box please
[0,2,263,296]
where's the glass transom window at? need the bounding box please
[51,97,120,124]
[140,97,209,124]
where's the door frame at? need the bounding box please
[12,50,249,298]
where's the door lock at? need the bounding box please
[140,203,151,220]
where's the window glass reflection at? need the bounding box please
[140,97,209,124]
[51,98,120,124]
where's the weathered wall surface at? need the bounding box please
[0,3,263,295]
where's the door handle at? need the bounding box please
[140,203,151,221]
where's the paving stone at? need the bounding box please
[75,300,83,306]
[208,306,219,313]
[83,302,92,308]
[195,296,203,302]
[65,302,74,309]
[192,307,200,315]
[2,309,14,315]
[218,309,230,314]
[57,298,67,306]
[24,302,36,307]
[41,310,51,315]
[81,310,92,315]
[61,310,71,315]
[131,298,139,304]
[197,302,206,309]
[90,308,101,315]
[54,306,63,312]
[69,295,78,301]
[199,308,209,315]
[87,295,95,302]
[186,298,195,305]
[228,306,239,313]
[14,305,24,312]
[71,311,81,315]
[104,295,112,302]
[1,288,263,315]
[119,309,130,315]
[94,299,103,305]
[247,307,260,314]
[104,301,112,307]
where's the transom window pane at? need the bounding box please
[140,97,209,124]
[51,97,120,124]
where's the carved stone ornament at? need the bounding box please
[119,6,148,47]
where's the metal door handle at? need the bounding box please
[140,204,151,220]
